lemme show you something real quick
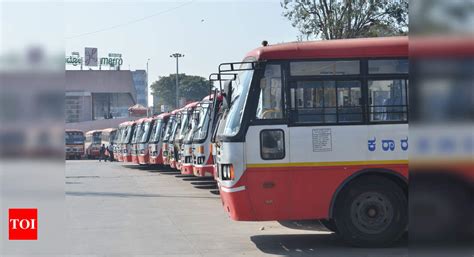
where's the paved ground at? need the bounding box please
[66,160,407,257]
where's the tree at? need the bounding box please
[281,0,408,40]
[151,74,212,110]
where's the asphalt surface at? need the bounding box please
[65,160,408,257]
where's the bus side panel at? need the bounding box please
[286,124,408,220]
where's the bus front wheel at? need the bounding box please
[334,175,407,247]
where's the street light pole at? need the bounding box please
[146,58,151,116]
[170,53,184,108]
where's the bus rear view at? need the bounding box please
[215,37,408,247]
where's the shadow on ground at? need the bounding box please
[66,191,218,199]
[251,233,408,257]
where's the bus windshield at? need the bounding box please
[185,110,199,143]
[139,121,152,143]
[92,133,101,144]
[148,120,160,143]
[163,117,175,142]
[177,112,190,141]
[65,132,84,145]
[193,103,211,141]
[168,116,180,142]
[131,124,143,144]
[122,126,132,144]
[112,130,120,144]
[220,69,254,137]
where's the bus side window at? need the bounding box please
[260,129,285,160]
[256,64,283,120]
[290,80,362,124]
[368,79,408,122]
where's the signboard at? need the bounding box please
[65,49,123,68]
[312,128,332,152]
[65,52,82,66]
[100,53,123,67]
[100,56,123,67]
[84,47,98,66]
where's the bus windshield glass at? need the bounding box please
[149,120,160,143]
[139,121,152,143]
[92,133,101,144]
[131,124,142,144]
[122,126,132,144]
[66,132,84,145]
[109,131,117,144]
[221,69,254,136]
[185,110,199,142]
[193,103,211,141]
[168,116,180,142]
[163,117,175,142]
[177,112,190,141]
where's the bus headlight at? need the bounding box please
[220,164,234,181]
[197,145,204,154]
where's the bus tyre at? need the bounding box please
[334,175,407,247]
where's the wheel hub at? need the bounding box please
[350,192,394,234]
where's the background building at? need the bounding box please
[66,70,139,130]
[131,70,148,107]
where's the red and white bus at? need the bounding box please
[175,101,199,173]
[215,36,409,247]
[162,109,180,167]
[180,107,200,175]
[119,121,136,162]
[116,122,128,162]
[113,126,124,161]
[85,130,102,159]
[101,128,117,161]
[131,118,147,164]
[192,94,223,177]
[148,113,171,165]
[137,117,156,164]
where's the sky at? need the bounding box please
[63,0,300,106]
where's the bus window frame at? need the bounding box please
[218,57,409,142]
[249,61,288,127]
[286,57,409,127]
[259,129,286,160]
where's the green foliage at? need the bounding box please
[151,74,212,109]
[281,0,408,40]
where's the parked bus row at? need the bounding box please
[112,37,414,247]
[65,128,118,160]
[114,93,222,179]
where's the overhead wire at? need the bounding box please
[66,0,195,39]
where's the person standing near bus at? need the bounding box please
[107,144,114,162]
[99,144,107,162]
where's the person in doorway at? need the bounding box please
[99,144,107,162]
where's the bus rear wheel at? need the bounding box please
[334,175,407,247]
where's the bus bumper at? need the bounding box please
[123,155,133,162]
[170,159,177,169]
[138,154,149,165]
[219,185,255,221]
[181,163,194,175]
[193,165,214,177]
[131,155,139,164]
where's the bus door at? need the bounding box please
[244,63,292,220]
[287,75,366,218]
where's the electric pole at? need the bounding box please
[170,53,184,108]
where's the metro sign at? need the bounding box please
[9,208,38,240]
